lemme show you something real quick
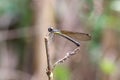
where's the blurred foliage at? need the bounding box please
[0,0,32,69]
[54,0,120,79]
[100,58,116,74]
[88,0,120,59]
[89,15,104,62]
[88,0,120,76]
[54,65,70,80]
[0,0,32,27]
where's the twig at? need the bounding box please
[52,47,80,70]
[44,37,53,80]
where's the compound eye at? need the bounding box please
[48,27,53,32]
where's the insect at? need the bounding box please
[48,27,91,46]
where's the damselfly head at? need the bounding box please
[48,27,60,33]
[48,27,54,32]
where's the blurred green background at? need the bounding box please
[0,0,120,80]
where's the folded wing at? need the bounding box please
[61,30,91,41]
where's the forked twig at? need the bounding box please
[45,36,80,80]
[52,47,80,70]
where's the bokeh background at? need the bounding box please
[0,0,120,80]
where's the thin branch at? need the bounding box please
[44,37,53,80]
[52,47,80,70]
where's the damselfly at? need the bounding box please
[48,27,91,46]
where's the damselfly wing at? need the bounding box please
[48,27,91,46]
